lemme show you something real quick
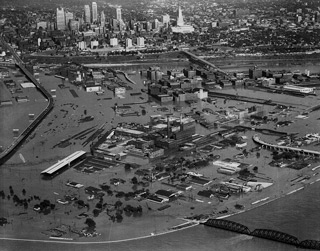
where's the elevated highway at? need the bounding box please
[0,38,54,165]
[181,50,229,76]
[253,134,320,157]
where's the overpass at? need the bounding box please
[0,37,54,165]
[181,50,229,76]
[253,134,320,157]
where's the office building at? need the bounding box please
[162,14,170,24]
[69,20,79,31]
[65,11,74,28]
[100,11,105,25]
[92,2,98,23]
[137,37,145,47]
[153,19,159,30]
[84,5,91,23]
[110,38,118,46]
[56,8,66,30]
[126,38,132,48]
[37,21,47,30]
[116,7,122,21]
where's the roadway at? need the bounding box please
[181,50,229,76]
[253,134,320,156]
[0,37,54,165]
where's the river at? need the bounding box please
[3,180,320,251]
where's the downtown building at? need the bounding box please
[92,2,98,23]
[56,8,66,30]
[84,5,91,23]
[100,11,106,26]
[65,11,74,27]
[136,37,145,47]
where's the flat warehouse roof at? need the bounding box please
[41,150,86,175]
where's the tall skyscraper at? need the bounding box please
[92,2,98,23]
[153,19,159,30]
[56,8,66,30]
[100,11,105,25]
[177,6,184,26]
[162,14,170,24]
[65,11,74,28]
[116,7,122,21]
[84,5,91,23]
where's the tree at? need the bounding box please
[253,166,259,172]
[116,213,123,223]
[132,184,138,191]
[124,164,132,171]
[242,149,248,157]
[131,176,138,184]
[77,200,85,208]
[114,200,122,209]
[22,189,26,196]
[85,218,96,229]
[93,209,100,217]
[95,202,102,210]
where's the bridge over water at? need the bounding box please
[251,228,299,246]
[204,219,320,250]
[204,219,251,235]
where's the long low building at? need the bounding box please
[283,85,314,94]
[41,150,86,178]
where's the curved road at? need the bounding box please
[0,37,54,165]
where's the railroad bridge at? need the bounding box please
[251,229,299,246]
[299,240,320,249]
[253,134,320,157]
[203,219,320,250]
[204,219,251,235]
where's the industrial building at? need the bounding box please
[41,150,86,178]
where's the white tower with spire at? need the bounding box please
[172,6,194,33]
[177,6,184,26]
